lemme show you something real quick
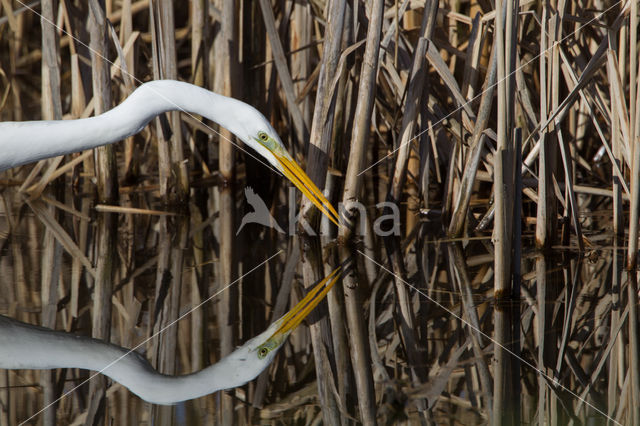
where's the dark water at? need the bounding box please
[0,187,636,425]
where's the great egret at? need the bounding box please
[0,80,339,225]
[0,266,342,405]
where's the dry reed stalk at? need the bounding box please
[336,0,385,423]
[93,204,177,215]
[535,5,551,250]
[534,254,548,425]
[111,19,137,426]
[323,249,351,421]
[532,6,560,415]
[384,4,439,418]
[38,213,61,426]
[299,0,344,225]
[149,215,173,425]
[85,2,117,423]
[509,129,523,423]
[163,1,188,202]
[211,0,238,423]
[141,4,175,422]
[38,1,62,423]
[120,0,137,178]
[448,243,493,410]
[69,54,90,319]
[627,274,640,425]
[191,0,205,87]
[89,0,117,204]
[608,29,625,420]
[252,245,298,409]
[494,0,522,424]
[493,0,519,423]
[186,0,206,372]
[630,0,638,160]
[609,248,623,420]
[298,1,347,424]
[447,45,497,237]
[146,13,187,420]
[300,251,340,425]
[0,370,8,426]
[389,1,437,204]
[628,3,640,424]
[258,0,307,145]
[290,1,313,152]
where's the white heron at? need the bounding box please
[0,266,342,405]
[0,80,339,225]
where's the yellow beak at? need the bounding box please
[271,266,342,338]
[274,153,340,226]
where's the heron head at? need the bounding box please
[202,266,342,391]
[238,117,339,227]
[244,266,343,365]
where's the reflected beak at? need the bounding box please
[271,266,342,338]
[274,153,340,226]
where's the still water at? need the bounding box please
[0,184,634,425]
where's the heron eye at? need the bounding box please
[258,132,269,142]
[257,346,269,359]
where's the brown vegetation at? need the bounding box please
[0,0,639,424]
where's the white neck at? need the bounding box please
[0,80,251,172]
[0,315,259,405]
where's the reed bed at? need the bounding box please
[0,0,638,424]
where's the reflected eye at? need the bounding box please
[258,131,269,142]
[257,346,270,359]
